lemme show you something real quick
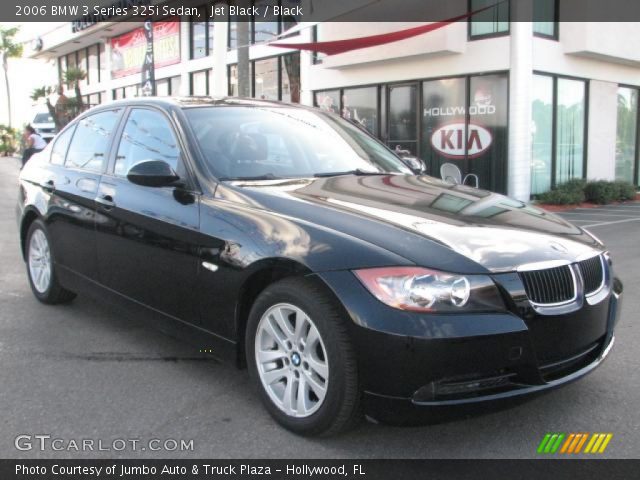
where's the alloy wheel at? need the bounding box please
[254,303,329,418]
[28,229,52,294]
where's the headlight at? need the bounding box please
[353,267,505,313]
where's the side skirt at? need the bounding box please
[56,266,238,364]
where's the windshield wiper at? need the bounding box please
[314,169,389,178]
[220,173,283,181]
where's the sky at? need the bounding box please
[0,22,58,128]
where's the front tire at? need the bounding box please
[246,277,361,436]
[26,219,76,304]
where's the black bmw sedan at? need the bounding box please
[17,98,622,435]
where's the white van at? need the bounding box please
[31,111,56,143]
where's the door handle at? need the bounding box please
[95,194,115,209]
[40,179,54,192]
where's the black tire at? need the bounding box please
[246,277,361,436]
[25,219,76,305]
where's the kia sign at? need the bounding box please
[430,122,492,159]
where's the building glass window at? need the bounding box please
[531,75,554,194]
[156,78,170,96]
[125,84,139,99]
[616,87,639,185]
[530,74,587,194]
[228,18,238,49]
[88,45,99,86]
[253,0,279,43]
[191,70,210,95]
[66,53,77,89]
[228,63,253,96]
[469,0,509,39]
[99,43,106,82]
[170,76,182,96]
[280,53,300,103]
[280,0,302,32]
[341,87,378,136]
[315,90,340,114]
[155,77,182,96]
[87,93,101,107]
[228,64,238,96]
[190,4,214,58]
[77,49,87,89]
[191,8,208,58]
[253,57,279,100]
[421,74,508,192]
[422,77,467,172]
[58,56,67,87]
[555,78,586,185]
[533,0,557,38]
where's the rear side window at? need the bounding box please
[65,110,120,172]
[114,108,180,177]
[50,126,76,165]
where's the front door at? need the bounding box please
[387,83,419,157]
[94,107,201,324]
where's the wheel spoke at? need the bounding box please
[271,308,294,340]
[296,376,307,414]
[257,348,286,365]
[36,267,45,290]
[307,355,328,380]
[282,376,295,413]
[262,318,288,351]
[303,370,327,399]
[305,324,320,349]
[261,366,287,385]
[293,313,308,345]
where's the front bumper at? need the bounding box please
[315,270,622,410]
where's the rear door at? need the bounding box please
[94,107,202,324]
[46,109,122,280]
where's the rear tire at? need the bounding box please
[246,277,361,436]
[25,219,76,305]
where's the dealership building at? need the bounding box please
[29,0,640,200]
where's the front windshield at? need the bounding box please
[184,106,412,180]
[33,113,54,124]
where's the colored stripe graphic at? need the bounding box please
[539,433,613,454]
[574,433,589,454]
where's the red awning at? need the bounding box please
[269,5,494,56]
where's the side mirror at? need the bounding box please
[400,155,426,175]
[126,160,180,188]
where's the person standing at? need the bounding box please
[22,125,47,167]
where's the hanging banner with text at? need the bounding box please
[110,18,179,80]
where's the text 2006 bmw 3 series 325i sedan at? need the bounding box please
[17,98,622,435]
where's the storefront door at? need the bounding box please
[387,83,419,157]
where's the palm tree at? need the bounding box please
[0,26,24,128]
[63,67,87,110]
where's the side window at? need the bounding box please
[50,126,76,165]
[114,109,181,177]
[65,110,119,171]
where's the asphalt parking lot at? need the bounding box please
[1,156,638,459]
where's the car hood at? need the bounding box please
[218,174,603,273]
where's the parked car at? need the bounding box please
[17,98,622,436]
[30,111,56,143]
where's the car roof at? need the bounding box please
[97,96,315,111]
